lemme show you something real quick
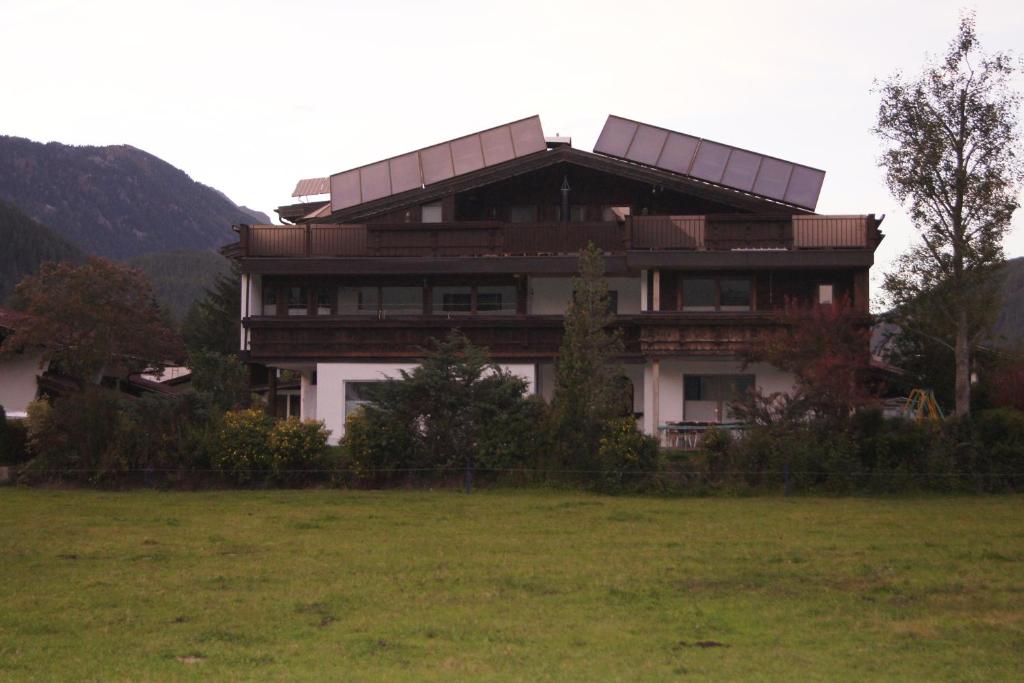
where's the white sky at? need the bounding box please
[2,0,1022,291]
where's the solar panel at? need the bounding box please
[593,115,825,211]
[292,177,330,197]
[329,116,546,212]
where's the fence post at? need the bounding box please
[464,453,474,494]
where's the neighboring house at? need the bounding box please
[0,306,48,418]
[0,306,186,414]
[223,115,883,445]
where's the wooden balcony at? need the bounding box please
[243,313,794,362]
[234,214,878,259]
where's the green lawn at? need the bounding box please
[0,490,1022,681]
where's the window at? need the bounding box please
[315,288,332,316]
[682,278,716,311]
[433,286,472,314]
[337,286,379,315]
[818,284,834,305]
[719,279,752,311]
[477,285,517,314]
[556,204,587,222]
[508,205,537,223]
[421,202,443,223]
[683,374,754,422]
[287,286,308,316]
[607,290,619,315]
[344,381,379,417]
[381,287,422,314]
[262,285,278,316]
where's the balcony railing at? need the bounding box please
[237,214,874,258]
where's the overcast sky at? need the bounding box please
[2,0,1022,291]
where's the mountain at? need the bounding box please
[993,256,1024,345]
[0,199,82,303]
[0,135,270,259]
[129,250,232,323]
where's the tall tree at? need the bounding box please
[874,12,1023,415]
[0,257,184,379]
[550,243,625,467]
[181,263,241,356]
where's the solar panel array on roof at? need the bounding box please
[292,177,330,197]
[593,115,825,211]
[329,116,546,212]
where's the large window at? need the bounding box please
[682,278,716,311]
[381,287,422,314]
[477,285,517,314]
[508,205,537,223]
[344,381,379,417]
[719,279,752,311]
[337,286,379,315]
[683,374,754,422]
[287,286,307,316]
[680,276,752,312]
[262,285,278,316]
[433,286,472,314]
[314,287,332,316]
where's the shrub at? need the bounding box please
[213,410,330,485]
[267,418,332,485]
[212,409,275,483]
[22,391,123,481]
[595,418,661,493]
[343,332,540,484]
[345,408,418,481]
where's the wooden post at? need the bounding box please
[640,269,648,312]
[652,358,661,444]
[652,270,661,312]
[266,368,278,418]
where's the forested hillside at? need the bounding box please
[0,135,269,259]
[993,257,1024,345]
[129,250,232,323]
[0,199,82,303]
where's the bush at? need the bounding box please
[213,410,330,485]
[595,418,661,493]
[212,409,275,483]
[267,417,332,485]
[22,392,123,481]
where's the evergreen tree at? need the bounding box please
[550,243,624,468]
[182,263,241,356]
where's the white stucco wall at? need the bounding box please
[316,361,537,443]
[641,359,795,435]
[240,273,262,351]
[0,352,46,416]
[528,276,641,315]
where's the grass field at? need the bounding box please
[0,490,1022,681]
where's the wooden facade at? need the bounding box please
[228,142,882,364]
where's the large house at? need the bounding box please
[224,115,883,445]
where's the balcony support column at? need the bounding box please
[652,270,661,312]
[640,270,648,312]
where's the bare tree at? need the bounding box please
[874,11,1023,416]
